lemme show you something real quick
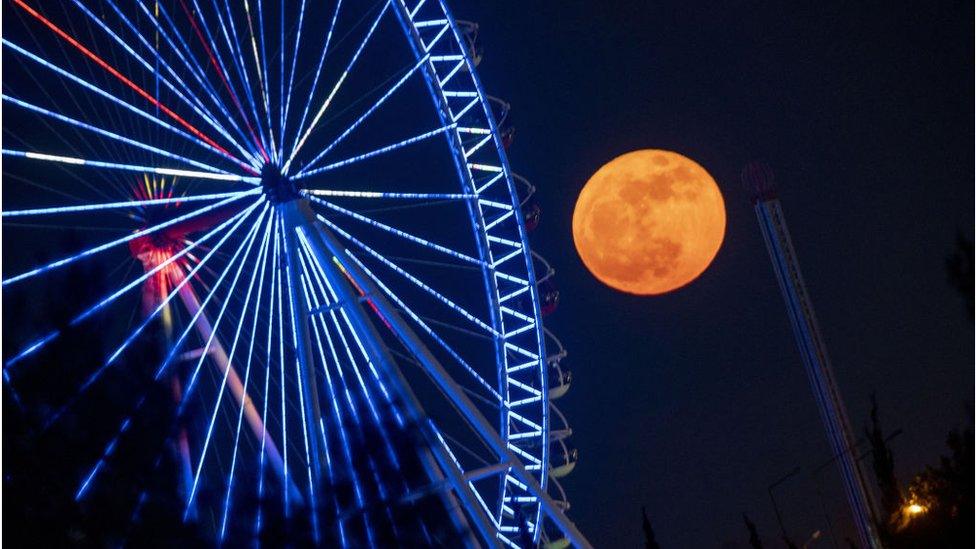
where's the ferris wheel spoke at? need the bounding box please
[290,0,343,169]
[342,250,501,403]
[172,204,270,395]
[280,0,308,148]
[306,189,475,201]
[68,0,243,165]
[2,40,255,173]
[180,0,269,162]
[1,149,258,184]
[2,95,235,176]
[272,215,293,515]
[2,191,255,218]
[282,223,325,542]
[308,196,482,267]
[220,209,277,541]
[243,0,276,162]
[75,395,150,500]
[297,240,411,487]
[294,124,457,180]
[298,53,428,175]
[285,0,392,171]
[10,0,250,168]
[178,209,273,519]
[315,215,498,337]
[29,200,262,432]
[211,0,272,161]
[2,190,259,288]
[142,0,262,165]
[104,200,264,369]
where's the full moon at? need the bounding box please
[572,149,726,295]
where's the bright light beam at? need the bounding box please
[294,125,456,180]
[298,54,428,174]
[289,0,343,170]
[308,195,483,266]
[2,191,259,287]
[3,95,232,176]
[3,191,252,217]
[1,149,259,183]
[284,1,391,171]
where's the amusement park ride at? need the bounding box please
[2,1,589,547]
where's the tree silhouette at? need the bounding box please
[946,232,974,318]
[743,513,763,549]
[641,506,661,549]
[865,393,900,543]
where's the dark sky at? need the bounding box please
[460,1,973,546]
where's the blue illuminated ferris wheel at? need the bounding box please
[2,0,588,546]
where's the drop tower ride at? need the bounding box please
[742,162,881,549]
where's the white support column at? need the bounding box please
[286,199,495,548]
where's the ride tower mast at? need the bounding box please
[742,162,881,549]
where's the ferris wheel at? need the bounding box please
[2,0,589,546]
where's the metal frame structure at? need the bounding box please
[2,0,589,546]
[745,163,880,549]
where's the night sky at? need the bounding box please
[461,1,973,546]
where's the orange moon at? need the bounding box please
[572,150,726,295]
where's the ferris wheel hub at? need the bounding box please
[261,162,301,204]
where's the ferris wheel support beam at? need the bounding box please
[281,199,494,548]
[291,200,591,548]
[280,204,329,508]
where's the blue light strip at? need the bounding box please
[305,189,475,200]
[280,0,307,147]
[3,39,252,171]
[299,53,428,174]
[273,215,290,515]
[73,203,261,501]
[69,0,248,164]
[282,224,321,543]
[185,0,265,161]
[219,213,274,540]
[295,124,456,180]
[186,206,272,517]
[1,149,259,183]
[289,0,343,170]
[296,237,386,431]
[140,0,259,165]
[316,215,498,336]
[2,191,250,217]
[308,195,482,266]
[99,201,263,367]
[3,191,259,287]
[342,250,501,401]
[2,95,232,175]
[294,248,370,537]
[212,0,268,157]
[254,212,279,541]
[254,0,276,162]
[285,0,392,170]
[242,0,274,161]
[295,236,403,465]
